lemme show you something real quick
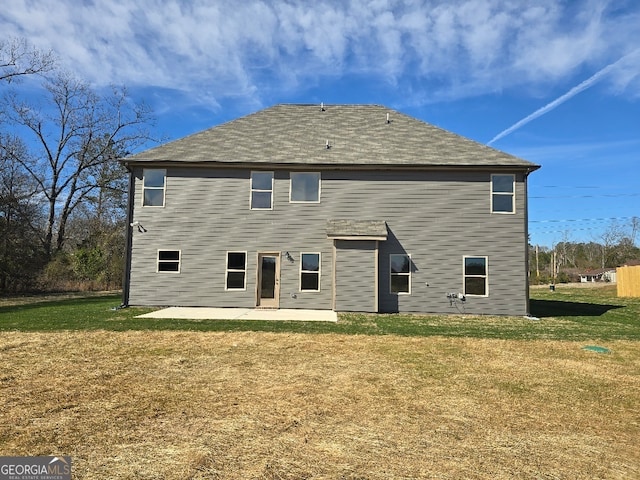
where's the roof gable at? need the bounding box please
[126,104,539,170]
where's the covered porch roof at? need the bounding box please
[326,220,388,241]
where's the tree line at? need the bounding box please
[1,38,154,293]
[530,218,640,284]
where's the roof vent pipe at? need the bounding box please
[386,112,390,123]
[321,102,325,111]
[326,139,330,149]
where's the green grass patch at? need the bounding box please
[1,284,639,340]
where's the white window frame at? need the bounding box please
[157,250,180,273]
[250,171,274,210]
[290,172,321,203]
[142,169,166,207]
[463,255,488,297]
[491,174,515,214]
[390,253,411,295]
[225,251,247,291]
[300,252,321,292]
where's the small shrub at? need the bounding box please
[39,253,75,290]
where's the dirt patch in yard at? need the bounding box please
[1,331,638,479]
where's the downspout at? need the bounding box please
[121,163,135,307]
[523,168,532,316]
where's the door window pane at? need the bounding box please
[261,257,276,298]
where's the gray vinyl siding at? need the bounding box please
[128,168,334,309]
[335,241,377,312]
[127,167,529,315]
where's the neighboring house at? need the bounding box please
[121,104,540,315]
[579,268,617,283]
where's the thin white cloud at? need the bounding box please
[505,138,640,165]
[487,49,640,145]
[1,0,639,108]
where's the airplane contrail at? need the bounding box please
[487,49,640,146]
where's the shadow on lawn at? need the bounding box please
[530,299,623,318]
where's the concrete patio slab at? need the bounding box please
[136,307,338,322]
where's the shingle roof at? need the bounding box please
[125,104,539,170]
[579,268,616,276]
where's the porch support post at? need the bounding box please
[332,239,337,311]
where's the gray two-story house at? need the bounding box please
[121,104,539,316]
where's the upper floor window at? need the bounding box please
[300,253,321,291]
[157,250,180,273]
[390,254,411,294]
[251,171,273,209]
[491,174,515,213]
[464,256,488,296]
[290,172,321,203]
[143,169,166,207]
[226,252,247,290]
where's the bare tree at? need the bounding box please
[556,230,577,268]
[630,216,639,246]
[581,242,601,267]
[0,37,55,84]
[615,216,640,263]
[596,220,640,268]
[0,135,46,290]
[0,71,154,258]
[599,221,623,268]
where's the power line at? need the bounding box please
[530,216,636,224]
[536,185,629,189]
[530,193,640,199]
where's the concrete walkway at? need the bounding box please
[137,307,338,322]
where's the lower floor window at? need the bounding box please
[300,253,320,291]
[464,256,488,296]
[157,250,180,272]
[390,254,411,294]
[226,252,247,290]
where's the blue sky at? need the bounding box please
[2,0,638,247]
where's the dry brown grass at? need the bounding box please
[1,331,638,479]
